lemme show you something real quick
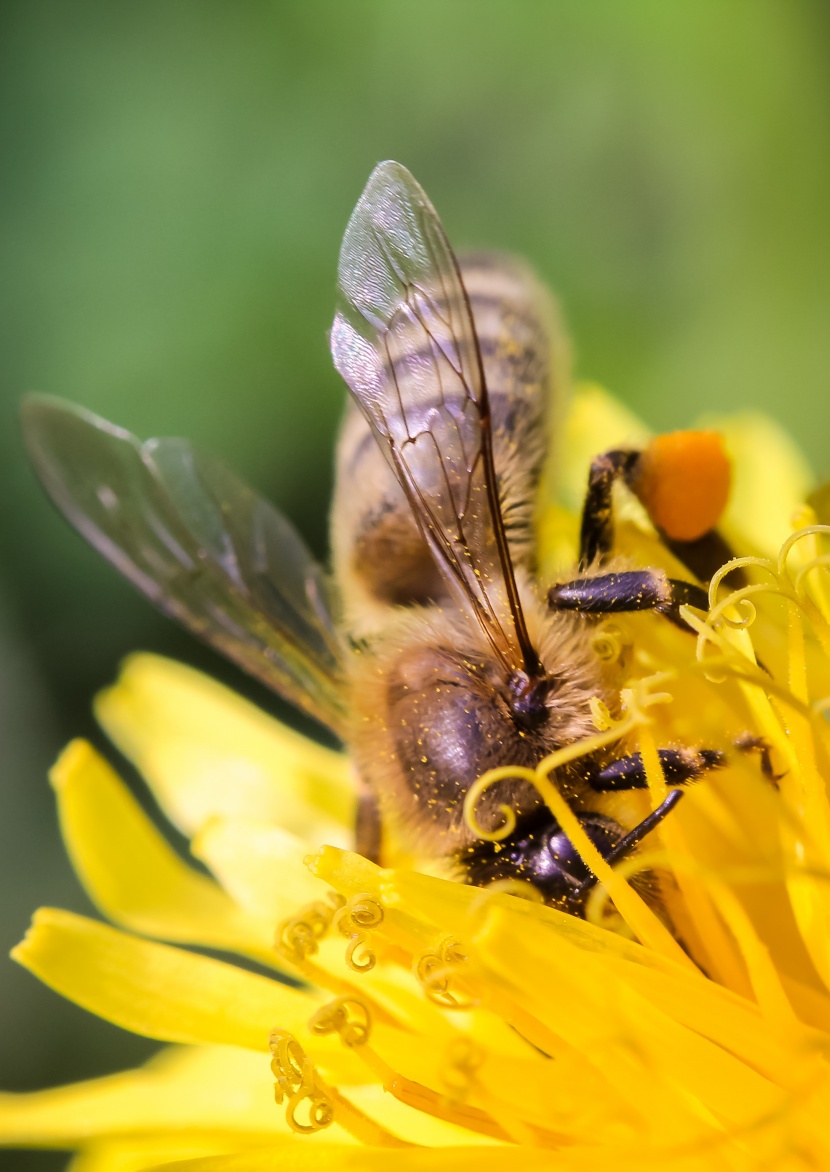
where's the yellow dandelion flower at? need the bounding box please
[4,382,830,1171]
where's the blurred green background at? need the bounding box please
[1,1,829,1167]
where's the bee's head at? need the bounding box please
[459,805,626,911]
[347,600,614,857]
[350,605,609,852]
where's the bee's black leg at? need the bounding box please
[579,449,640,567]
[579,447,739,584]
[547,568,709,632]
[664,530,743,588]
[586,747,726,792]
[569,789,685,902]
[734,733,785,786]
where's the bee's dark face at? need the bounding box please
[459,805,624,910]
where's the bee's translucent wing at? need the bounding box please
[331,161,537,676]
[23,396,349,738]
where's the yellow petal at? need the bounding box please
[539,383,653,574]
[52,741,276,963]
[94,654,354,841]
[191,819,332,923]
[0,1041,484,1158]
[342,1084,500,1149]
[145,1147,555,1172]
[555,382,652,515]
[67,1138,272,1172]
[0,1045,285,1146]
[191,820,481,1064]
[309,844,690,973]
[699,410,814,556]
[473,908,782,1127]
[308,846,823,1146]
[392,852,806,1083]
[12,909,322,1051]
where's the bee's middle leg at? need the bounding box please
[547,568,709,632]
[585,746,725,793]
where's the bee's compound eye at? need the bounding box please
[632,430,731,542]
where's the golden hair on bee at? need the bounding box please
[22,160,733,915]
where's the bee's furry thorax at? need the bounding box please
[348,588,618,855]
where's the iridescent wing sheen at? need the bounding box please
[330,161,537,676]
[22,396,349,737]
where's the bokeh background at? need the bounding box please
[1,2,829,1167]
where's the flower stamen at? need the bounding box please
[415,936,478,1008]
[333,892,384,972]
[275,892,345,967]
[309,994,372,1047]
[268,1028,335,1134]
[269,1024,412,1147]
[590,621,630,664]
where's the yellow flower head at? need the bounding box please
[4,384,830,1172]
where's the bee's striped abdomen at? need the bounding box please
[331,253,567,635]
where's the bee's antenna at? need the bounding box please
[569,789,684,901]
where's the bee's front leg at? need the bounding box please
[734,733,785,785]
[547,568,709,632]
[567,789,686,904]
[585,746,725,792]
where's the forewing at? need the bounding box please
[330,161,533,673]
[23,396,349,738]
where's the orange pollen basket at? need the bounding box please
[632,429,731,542]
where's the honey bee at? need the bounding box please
[23,161,730,913]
